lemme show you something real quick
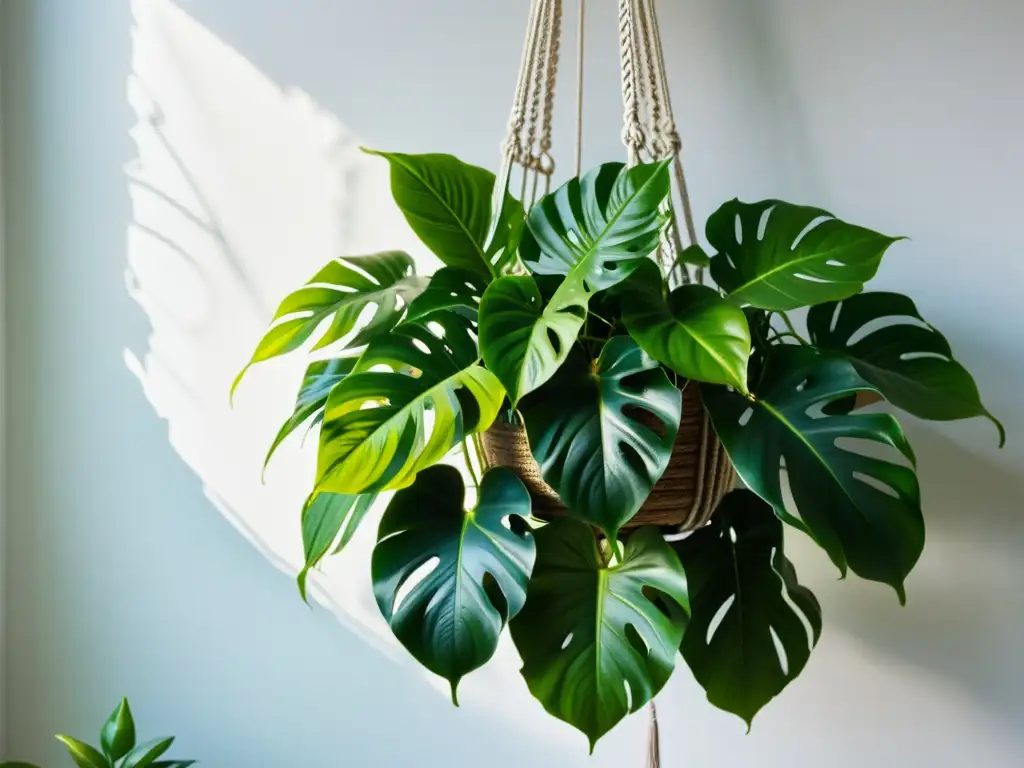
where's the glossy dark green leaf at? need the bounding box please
[121,737,173,768]
[100,698,135,762]
[232,251,426,395]
[478,274,587,406]
[372,466,535,703]
[702,346,924,602]
[510,519,689,751]
[264,356,357,472]
[366,150,518,279]
[55,736,109,768]
[521,337,682,539]
[297,492,377,602]
[316,312,504,495]
[675,490,822,726]
[708,199,900,310]
[807,291,1004,445]
[405,267,489,324]
[621,259,751,390]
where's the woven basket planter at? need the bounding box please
[480,384,736,532]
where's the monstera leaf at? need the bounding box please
[316,312,504,495]
[520,337,682,539]
[675,490,822,726]
[702,346,924,602]
[708,199,900,311]
[366,150,523,279]
[232,251,426,394]
[620,259,751,390]
[264,356,357,471]
[372,466,535,703]
[807,291,1004,445]
[296,492,377,601]
[405,267,489,323]
[510,519,689,751]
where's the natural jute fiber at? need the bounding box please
[480,383,735,532]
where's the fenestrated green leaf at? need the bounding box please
[807,291,1004,446]
[366,150,521,279]
[520,336,682,539]
[232,251,426,395]
[54,736,109,768]
[405,267,489,324]
[372,466,535,703]
[702,346,924,602]
[478,275,587,406]
[620,259,751,390]
[675,490,822,727]
[296,492,377,602]
[100,698,135,762]
[316,312,504,495]
[121,737,174,768]
[708,199,901,311]
[264,356,358,472]
[510,519,689,751]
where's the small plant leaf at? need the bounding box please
[806,291,1004,446]
[708,199,900,310]
[372,466,535,703]
[121,737,174,768]
[100,698,136,761]
[297,492,377,601]
[621,259,751,390]
[54,736,110,768]
[510,520,689,751]
[675,490,822,727]
[520,337,682,540]
[405,267,489,324]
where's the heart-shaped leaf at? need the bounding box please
[478,275,587,406]
[121,737,174,768]
[620,259,751,390]
[316,312,504,494]
[372,465,535,703]
[807,291,1004,445]
[100,698,136,762]
[54,736,109,768]
[264,356,357,471]
[510,519,689,751]
[297,492,377,601]
[405,267,489,324]
[702,346,924,602]
[232,251,426,395]
[521,336,682,539]
[674,490,822,727]
[708,199,900,311]
[366,150,522,279]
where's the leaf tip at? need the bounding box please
[296,568,311,605]
[987,412,1007,448]
[449,680,461,707]
[228,365,249,405]
[895,582,908,607]
[360,146,383,157]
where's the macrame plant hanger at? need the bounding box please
[493,2,711,763]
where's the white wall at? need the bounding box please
[3,1,1023,766]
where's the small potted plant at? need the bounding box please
[233,151,1000,750]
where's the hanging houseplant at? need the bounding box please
[231,0,1004,756]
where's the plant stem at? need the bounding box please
[778,312,810,346]
[462,437,481,488]
[587,310,615,329]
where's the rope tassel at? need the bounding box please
[647,700,661,768]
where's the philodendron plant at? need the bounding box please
[233,151,1001,749]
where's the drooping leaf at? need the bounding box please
[807,291,1004,445]
[316,312,504,495]
[232,251,426,394]
[372,466,535,703]
[675,490,822,727]
[708,199,901,311]
[264,356,358,471]
[510,519,689,751]
[54,736,109,768]
[520,336,682,539]
[478,275,587,406]
[405,267,489,324]
[296,492,377,602]
[100,698,136,762]
[366,150,521,279]
[702,346,924,602]
[620,259,751,390]
[121,737,174,768]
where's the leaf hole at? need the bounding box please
[426,320,447,339]
[900,351,950,362]
[392,556,440,614]
[561,632,574,650]
[790,215,832,250]
[706,593,736,644]
[623,680,634,712]
[769,625,790,676]
[852,470,900,499]
[642,585,678,621]
[482,571,510,622]
[734,213,744,244]
[503,514,531,539]
[825,259,847,268]
[559,304,587,320]
[617,440,648,478]
[546,327,563,356]
[793,272,831,284]
[624,623,649,660]
[846,314,930,346]
[738,407,753,427]
[757,205,776,240]
[411,338,430,355]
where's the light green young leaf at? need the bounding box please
[54,736,110,768]
[297,492,377,602]
[121,737,174,768]
[100,698,136,762]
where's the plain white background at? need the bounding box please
[2,1,1023,765]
